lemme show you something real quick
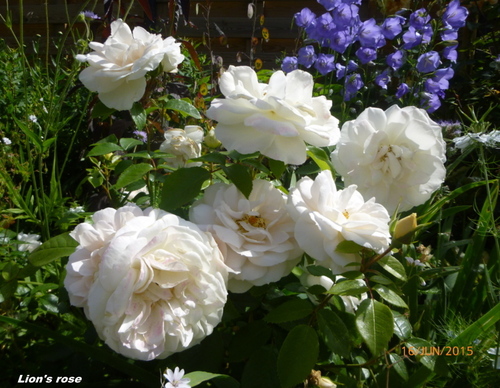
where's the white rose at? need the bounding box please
[190,180,303,293]
[65,204,228,361]
[206,66,340,165]
[331,105,446,213]
[76,19,184,110]
[288,170,391,275]
[159,125,204,168]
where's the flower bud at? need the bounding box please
[204,128,221,148]
[393,213,417,244]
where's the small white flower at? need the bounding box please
[77,19,184,110]
[17,233,42,252]
[206,66,340,165]
[331,105,446,213]
[163,367,191,388]
[68,206,85,214]
[190,179,303,293]
[288,170,391,274]
[2,137,12,145]
[159,126,204,168]
[28,115,37,123]
[405,256,425,267]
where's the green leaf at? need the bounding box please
[130,103,147,130]
[223,164,253,198]
[28,232,78,267]
[119,137,144,150]
[393,311,412,340]
[372,284,408,308]
[317,309,351,358]
[91,100,116,119]
[87,142,123,157]
[355,299,394,356]
[377,256,407,281]
[389,353,409,381]
[228,321,272,362]
[264,298,313,324]
[113,163,152,190]
[306,265,336,282]
[241,346,279,388]
[335,240,364,254]
[15,117,42,152]
[268,158,286,178]
[193,152,228,164]
[328,279,368,296]
[163,99,202,119]
[307,146,335,173]
[160,167,210,211]
[185,371,238,387]
[277,325,319,388]
[405,337,436,370]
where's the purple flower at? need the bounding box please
[442,0,469,29]
[416,51,440,73]
[375,69,391,89]
[335,60,358,80]
[387,50,406,70]
[82,10,101,20]
[282,56,298,73]
[396,83,410,98]
[420,92,441,113]
[316,12,336,39]
[295,8,316,28]
[133,130,148,143]
[443,44,458,62]
[421,24,434,44]
[358,18,385,48]
[333,4,359,28]
[409,8,431,30]
[314,53,336,75]
[381,17,404,39]
[425,67,454,93]
[355,47,377,64]
[344,73,364,101]
[402,27,423,49]
[297,45,317,68]
[441,24,458,41]
[329,30,353,53]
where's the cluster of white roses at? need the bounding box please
[70,25,447,361]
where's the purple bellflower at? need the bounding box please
[375,69,391,89]
[297,45,317,68]
[314,53,336,75]
[356,47,377,64]
[282,56,298,73]
[381,17,404,39]
[295,8,316,28]
[344,73,364,101]
[396,83,410,98]
[409,8,431,30]
[387,50,406,70]
[402,26,423,49]
[442,0,469,29]
[416,51,441,73]
[358,19,385,48]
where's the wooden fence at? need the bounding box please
[0,0,332,69]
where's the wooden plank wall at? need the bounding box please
[0,0,330,70]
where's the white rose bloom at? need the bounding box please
[65,204,228,361]
[206,66,340,165]
[159,125,204,168]
[76,19,184,110]
[190,180,303,293]
[331,105,446,213]
[288,170,391,275]
[17,233,42,252]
